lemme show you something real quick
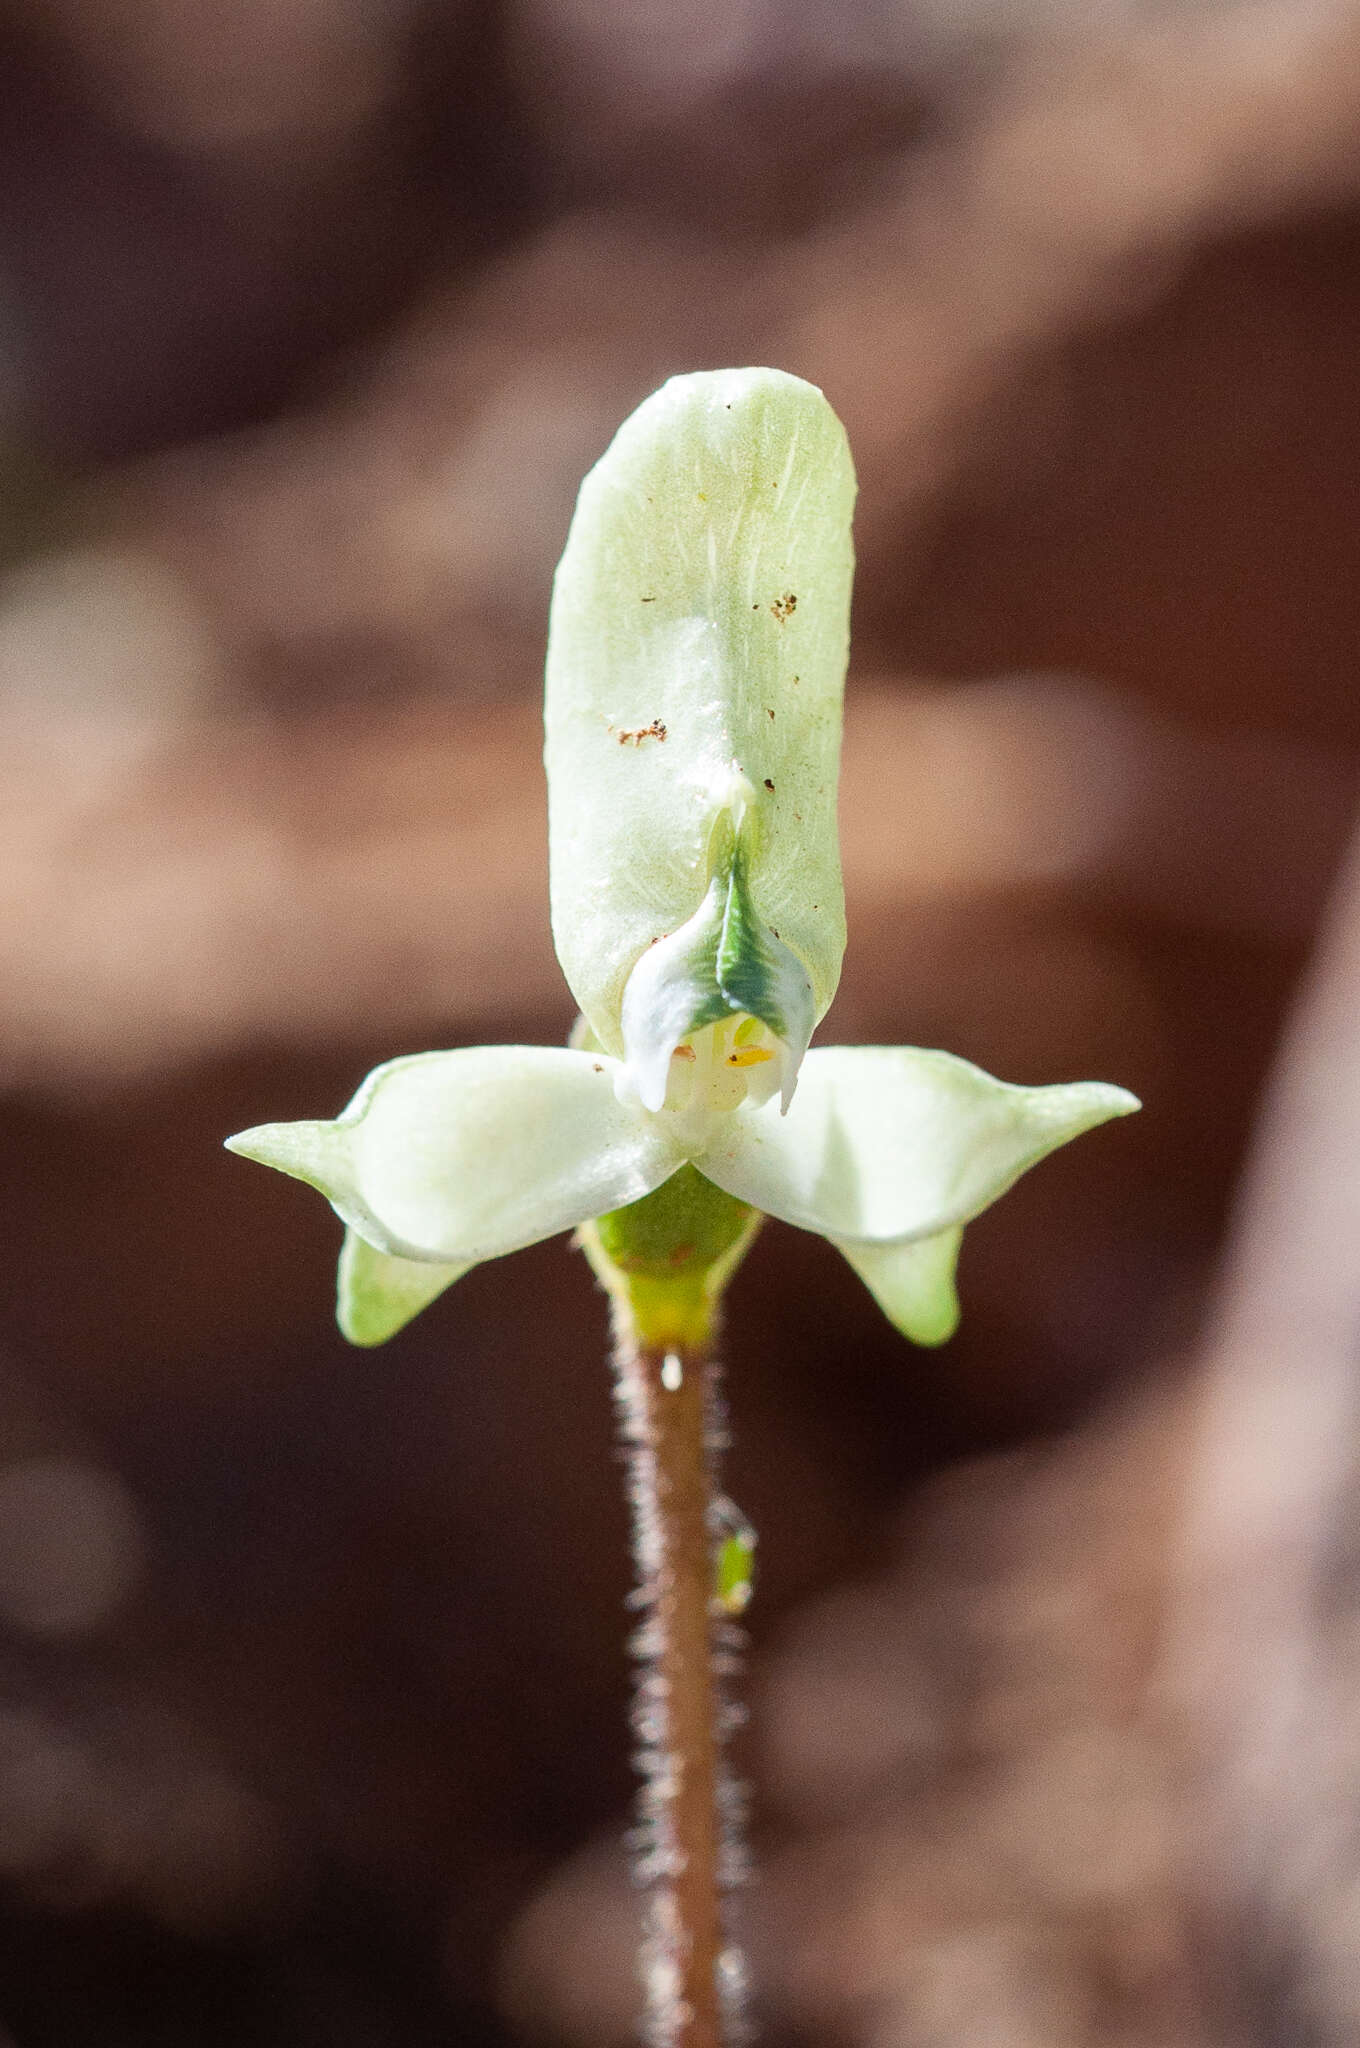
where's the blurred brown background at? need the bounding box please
[1,1,1360,2042]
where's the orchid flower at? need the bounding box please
[227,369,1137,1348]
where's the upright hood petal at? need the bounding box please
[544,368,856,1059]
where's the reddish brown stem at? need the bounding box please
[612,1326,744,2048]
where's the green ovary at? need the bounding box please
[582,1163,762,1351]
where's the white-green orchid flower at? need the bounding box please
[227,369,1137,1349]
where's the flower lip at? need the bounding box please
[229,1045,691,1266]
[695,1046,1141,1245]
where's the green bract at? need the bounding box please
[227,368,1138,1347]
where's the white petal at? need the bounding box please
[833,1227,963,1347]
[336,1230,470,1346]
[697,1045,1139,1241]
[545,368,855,1054]
[226,1046,688,1263]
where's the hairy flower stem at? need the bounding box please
[612,1316,744,2048]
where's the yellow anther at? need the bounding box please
[726,1047,775,1068]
